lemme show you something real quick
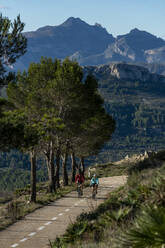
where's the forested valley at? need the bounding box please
[92,73,165,163]
[1,66,165,192]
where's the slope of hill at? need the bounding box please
[84,63,165,162]
[51,150,165,248]
[0,151,48,191]
[136,62,165,76]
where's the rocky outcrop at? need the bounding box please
[110,63,150,81]
[145,46,165,63]
[84,62,165,83]
[115,150,165,166]
[104,38,136,61]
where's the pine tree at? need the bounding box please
[0,14,27,88]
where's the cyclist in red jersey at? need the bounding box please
[75,171,85,195]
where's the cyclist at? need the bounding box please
[90,174,99,197]
[75,171,85,196]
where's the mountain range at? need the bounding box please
[14,17,165,72]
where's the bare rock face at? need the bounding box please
[109,63,150,81]
[115,150,159,165]
[145,46,165,63]
[84,62,165,83]
[102,38,136,62]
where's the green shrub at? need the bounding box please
[121,206,165,248]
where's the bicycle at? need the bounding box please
[77,182,83,198]
[92,183,97,199]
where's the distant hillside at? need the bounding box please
[1,62,165,190]
[85,63,165,162]
[84,62,165,82]
[138,62,165,76]
[13,17,165,70]
[4,63,165,163]
[0,151,48,191]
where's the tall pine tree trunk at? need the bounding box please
[80,157,85,176]
[71,152,77,183]
[49,149,56,193]
[46,141,56,193]
[55,148,61,188]
[62,152,68,186]
[30,150,36,202]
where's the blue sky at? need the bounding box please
[0,0,165,39]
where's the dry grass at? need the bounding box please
[0,183,76,231]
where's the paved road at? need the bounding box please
[0,176,127,248]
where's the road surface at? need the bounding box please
[0,176,127,248]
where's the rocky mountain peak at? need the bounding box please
[129,28,140,34]
[115,28,165,57]
[117,28,165,42]
[94,23,104,28]
[27,17,91,35]
[61,17,87,27]
[84,62,165,83]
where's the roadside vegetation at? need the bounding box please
[0,157,125,231]
[51,150,165,248]
[0,181,77,231]
[95,161,129,178]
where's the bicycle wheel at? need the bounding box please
[77,184,81,197]
[92,185,96,199]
